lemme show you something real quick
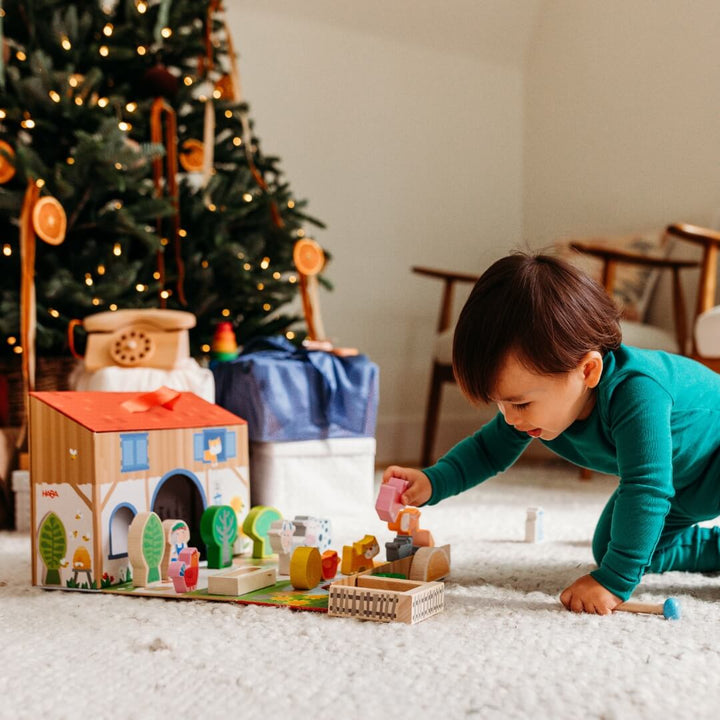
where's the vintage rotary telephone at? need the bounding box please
[74,309,196,371]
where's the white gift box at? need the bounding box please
[250,437,376,518]
[70,357,215,402]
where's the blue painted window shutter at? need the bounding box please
[226,431,237,458]
[120,433,150,472]
[193,433,204,462]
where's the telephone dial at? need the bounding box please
[80,309,196,371]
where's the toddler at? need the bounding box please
[385,252,720,614]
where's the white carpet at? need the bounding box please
[2,462,720,720]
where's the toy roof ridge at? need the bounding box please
[29,391,246,433]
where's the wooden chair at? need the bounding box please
[665,223,720,372]
[412,266,480,468]
[413,222,720,468]
[571,222,720,370]
[569,231,697,357]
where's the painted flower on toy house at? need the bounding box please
[0,0,326,366]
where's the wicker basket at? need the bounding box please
[0,356,80,427]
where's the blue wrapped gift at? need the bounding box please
[212,337,379,443]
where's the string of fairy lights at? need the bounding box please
[0,0,317,356]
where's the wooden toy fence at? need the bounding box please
[328,574,444,624]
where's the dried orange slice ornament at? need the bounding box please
[0,140,16,184]
[293,238,325,276]
[32,196,67,245]
[179,138,205,172]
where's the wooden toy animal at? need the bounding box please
[293,515,332,552]
[341,534,379,575]
[168,547,200,593]
[268,518,296,575]
[321,549,340,580]
[388,507,434,547]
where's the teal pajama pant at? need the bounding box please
[593,487,720,575]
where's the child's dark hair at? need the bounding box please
[452,252,622,404]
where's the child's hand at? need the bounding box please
[560,574,622,615]
[382,465,432,506]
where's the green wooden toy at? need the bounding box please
[200,505,239,569]
[242,506,282,558]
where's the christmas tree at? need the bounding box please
[0,0,325,361]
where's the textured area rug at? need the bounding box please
[2,462,720,719]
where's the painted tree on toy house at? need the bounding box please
[0,0,326,370]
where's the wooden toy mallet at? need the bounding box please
[614,597,681,620]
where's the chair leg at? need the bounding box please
[420,361,445,468]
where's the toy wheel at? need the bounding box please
[293,238,325,276]
[32,196,67,245]
[110,328,155,366]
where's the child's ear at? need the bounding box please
[581,351,604,388]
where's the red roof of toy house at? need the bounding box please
[30,390,246,433]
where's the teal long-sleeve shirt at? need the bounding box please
[423,344,720,599]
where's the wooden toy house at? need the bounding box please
[29,389,250,589]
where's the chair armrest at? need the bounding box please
[412,266,480,333]
[667,224,720,316]
[569,241,698,272]
[666,223,720,249]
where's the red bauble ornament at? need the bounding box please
[142,64,179,98]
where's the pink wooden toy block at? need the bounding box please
[375,476,409,522]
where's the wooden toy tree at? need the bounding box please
[128,511,165,586]
[200,505,238,569]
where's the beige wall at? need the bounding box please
[524,0,720,243]
[226,3,536,463]
[227,2,720,465]
[525,0,720,354]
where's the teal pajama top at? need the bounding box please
[423,344,720,600]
